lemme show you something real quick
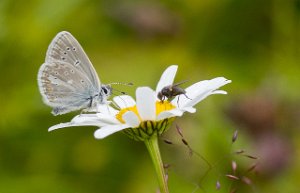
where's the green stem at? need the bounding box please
[144,136,169,193]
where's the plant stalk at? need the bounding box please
[144,136,169,193]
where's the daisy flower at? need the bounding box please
[49,65,231,141]
[49,65,231,140]
[47,65,231,193]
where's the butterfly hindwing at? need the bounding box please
[38,61,98,115]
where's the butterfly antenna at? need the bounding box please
[108,82,133,107]
[109,82,133,95]
[112,88,127,95]
[108,82,134,86]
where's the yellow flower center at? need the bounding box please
[116,101,175,123]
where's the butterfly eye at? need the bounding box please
[102,87,108,94]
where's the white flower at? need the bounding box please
[49,65,231,140]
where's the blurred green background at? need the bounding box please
[0,0,299,192]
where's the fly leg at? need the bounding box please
[177,94,192,108]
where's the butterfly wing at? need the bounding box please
[38,61,99,115]
[45,31,101,89]
[38,31,101,115]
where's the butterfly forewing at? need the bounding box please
[46,31,101,90]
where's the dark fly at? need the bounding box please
[157,80,191,104]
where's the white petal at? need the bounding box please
[173,77,231,108]
[122,111,140,127]
[48,114,118,132]
[48,122,76,131]
[212,90,227,94]
[96,113,121,124]
[155,65,178,94]
[94,124,130,139]
[136,87,156,120]
[72,114,102,124]
[48,117,102,131]
[181,107,196,113]
[97,104,118,116]
[113,95,136,109]
[74,113,119,125]
[157,109,183,120]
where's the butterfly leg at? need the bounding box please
[88,96,93,108]
[79,96,94,115]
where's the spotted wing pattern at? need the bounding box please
[38,31,101,115]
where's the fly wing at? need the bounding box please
[172,80,189,87]
[45,31,101,91]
